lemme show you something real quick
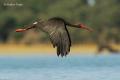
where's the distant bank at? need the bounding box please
[0,43,119,55]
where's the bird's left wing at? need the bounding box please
[49,23,71,57]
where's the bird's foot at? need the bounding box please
[15,29,26,32]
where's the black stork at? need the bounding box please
[16,17,93,57]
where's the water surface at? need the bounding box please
[0,54,120,80]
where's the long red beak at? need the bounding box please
[15,28,26,32]
[80,24,93,32]
[82,26,93,32]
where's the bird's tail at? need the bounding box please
[15,25,36,32]
[15,20,40,32]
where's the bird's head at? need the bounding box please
[79,23,93,32]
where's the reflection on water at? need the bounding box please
[0,54,120,80]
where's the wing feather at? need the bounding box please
[49,24,71,57]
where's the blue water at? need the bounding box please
[0,54,120,80]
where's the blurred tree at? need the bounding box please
[0,17,16,43]
[0,0,119,44]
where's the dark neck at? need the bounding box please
[65,21,79,28]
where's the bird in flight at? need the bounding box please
[16,17,93,57]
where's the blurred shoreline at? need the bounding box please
[0,43,119,55]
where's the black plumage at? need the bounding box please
[37,17,71,56]
[16,17,92,57]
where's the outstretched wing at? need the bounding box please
[49,22,71,57]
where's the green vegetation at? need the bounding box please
[0,0,119,44]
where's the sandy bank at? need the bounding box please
[0,43,119,55]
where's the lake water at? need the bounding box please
[0,54,120,80]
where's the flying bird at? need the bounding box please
[16,17,93,57]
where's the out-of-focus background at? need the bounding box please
[0,1,120,80]
[0,0,120,54]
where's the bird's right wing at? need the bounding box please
[49,25,71,57]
